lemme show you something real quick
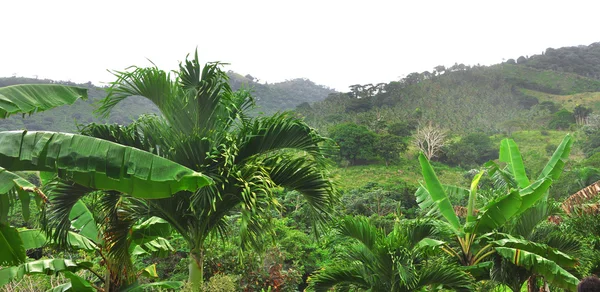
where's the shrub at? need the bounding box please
[441,133,497,168]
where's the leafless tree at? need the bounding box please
[413,122,446,160]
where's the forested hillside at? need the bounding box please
[297,62,600,135]
[511,42,600,79]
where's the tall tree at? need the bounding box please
[84,52,337,289]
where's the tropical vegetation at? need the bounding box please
[2,42,600,292]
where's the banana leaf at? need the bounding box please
[18,229,97,251]
[0,84,87,118]
[0,224,26,266]
[0,131,213,198]
[418,153,461,233]
[495,247,579,291]
[0,259,92,286]
[69,200,99,243]
[492,236,577,268]
[18,229,47,250]
[499,139,530,189]
[538,134,572,181]
[121,281,184,292]
[475,191,522,234]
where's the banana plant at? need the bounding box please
[416,135,579,290]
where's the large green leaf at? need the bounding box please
[69,200,99,243]
[130,237,174,256]
[495,247,579,291]
[121,281,184,292]
[0,224,25,266]
[0,259,92,286]
[0,167,40,223]
[467,171,484,228]
[492,236,577,268]
[0,131,213,198]
[18,229,47,250]
[537,134,572,181]
[418,153,461,233]
[0,84,87,118]
[517,177,552,215]
[475,191,522,234]
[131,216,171,240]
[63,271,95,292]
[499,139,530,189]
[18,229,97,251]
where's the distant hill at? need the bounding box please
[227,72,336,114]
[297,59,600,134]
[508,42,600,79]
[0,74,334,132]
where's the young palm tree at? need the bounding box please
[71,52,338,288]
[307,216,474,291]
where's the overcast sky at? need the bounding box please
[2,0,599,91]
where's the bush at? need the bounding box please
[548,109,575,130]
[440,133,497,168]
[329,123,377,165]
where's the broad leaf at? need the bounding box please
[537,134,572,181]
[495,247,579,291]
[0,131,213,198]
[517,177,552,215]
[69,201,99,243]
[0,167,41,223]
[467,171,484,228]
[121,281,185,292]
[499,139,529,189]
[0,84,87,118]
[131,216,171,240]
[18,229,47,250]
[475,191,522,234]
[130,237,174,256]
[0,224,25,266]
[139,264,159,278]
[63,271,95,292]
[0,259,92,286]
[18,229,97,251]
[418,153,461,233]
[492,236,577,268]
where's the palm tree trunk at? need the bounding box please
[188,248,204,290]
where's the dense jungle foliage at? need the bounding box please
[2,42,600,292]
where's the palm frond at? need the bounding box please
[266,156,337,217]
[308,263,370,292]
[236,113,330,162]
[415,262,473,291]
[337,216,380,251]
[42,180,96,249]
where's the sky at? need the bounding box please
[2,0,600,91]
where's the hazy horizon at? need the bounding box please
[2,0,600,91]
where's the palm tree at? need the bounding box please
[307,216,474,291]
[75,52,337,289]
